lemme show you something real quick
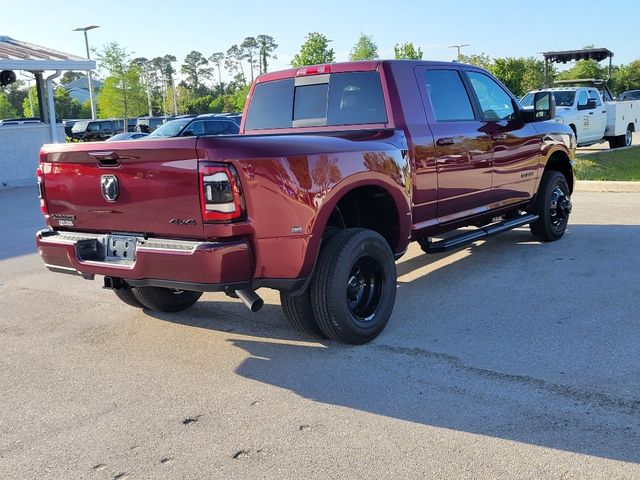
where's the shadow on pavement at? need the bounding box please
[154,225,637,464]
[0,187,43,260]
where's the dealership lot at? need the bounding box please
[1,187,639,479]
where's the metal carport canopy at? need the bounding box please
[0,36,96,142]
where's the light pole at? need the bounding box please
[449,44,470,61]
[73,25,99,120]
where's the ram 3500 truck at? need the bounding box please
[36,60,575,344]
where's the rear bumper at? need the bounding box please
[36,229,252,292]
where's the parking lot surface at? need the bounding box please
[1,186,639,479]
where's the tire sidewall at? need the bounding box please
[316,231,397,343]
[540,172,570,240]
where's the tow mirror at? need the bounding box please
[533,91,556,122]
[578,98,598,111]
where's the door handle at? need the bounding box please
[589,112,594,115]
[491,133,507,141]
[436,137,455,146]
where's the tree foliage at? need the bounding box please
[394,42,423,60]
[181,51,211,92]
[0,92,17,118]
[490,57,546,97]
[256,35,278,74]
[349,34,378,61]
[292,32,335,67]
[612,60,640,94]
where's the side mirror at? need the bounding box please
[533,91,556,122]
[578,98,597,110]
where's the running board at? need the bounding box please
[419,214,538,254]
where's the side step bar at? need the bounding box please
[419,214,538,254]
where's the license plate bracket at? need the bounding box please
[106,235,137,262]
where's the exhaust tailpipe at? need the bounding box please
[235,289,264,312]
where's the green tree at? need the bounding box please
[241,37,259,82]
[256,35,278,74]
[0,92,17,118]
[209,52,225,89]
[53,87,83,120]
[60,72,84,85]
[181,51,211,92]
[394,42,423,60]
[458,52,494,70]
[225,44,246,85]
[349,33,378,61]
[97,68,147,121]
[96,43,147,125]
[291,32,335,67]
[612,60,640,95]
[557,59,607,82]
[22,86,39,117]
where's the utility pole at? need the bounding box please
[73,25,99,119]
[449,44,470,61]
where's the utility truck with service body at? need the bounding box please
[521,82,638,148]
[36,60,575,344]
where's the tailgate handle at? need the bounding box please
[88,151,120,167]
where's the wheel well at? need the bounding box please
[628,123,635,133]
[325,186,399,252]
[545,152,574,193]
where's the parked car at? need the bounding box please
[106,132,149,141]
[618,90,640,101]
[148,115,240,138]
[0,117,40,126]
[36,60,574,344]
[135,116,174,133]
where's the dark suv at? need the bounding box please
[148,115,240,138]
[135,116,174,133]
[70,120,118,141]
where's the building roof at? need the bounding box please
[63,76,103,91]
[0,35,95,71]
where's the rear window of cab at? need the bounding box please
[244,71,387,130]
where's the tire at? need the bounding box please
[114,287,144,308]
[530,171,571,242]
[132,286,202,313]
[610,126,633,149]
[310,228,397,345]
[280,290,326,339]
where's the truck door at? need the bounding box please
[464,70,539,203]
[417,67,492,223]
[587,89,607,139]
[576,90,597,143]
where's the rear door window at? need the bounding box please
[245,71,387,130]
[424,69,475,122]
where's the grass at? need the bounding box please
[574,146,640,181]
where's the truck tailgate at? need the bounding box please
[41,138,205,239]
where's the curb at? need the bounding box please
[575,180,640,192]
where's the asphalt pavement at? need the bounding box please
[1,186,639,479]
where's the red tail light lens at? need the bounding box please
[36,163,47,215]
[199,162,245,222]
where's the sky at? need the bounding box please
[3,0,639,79]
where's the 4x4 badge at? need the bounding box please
[100,174,119,202]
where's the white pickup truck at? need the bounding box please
[521,86,638,148]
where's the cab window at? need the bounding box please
[466,71,515,121]
[577,91,589,107]
[424,69,475,122]
[588,90,602,106]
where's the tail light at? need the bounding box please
[199,162,245,222]
[37,150,47,216]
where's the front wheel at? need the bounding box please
[133,286,202,312]
[310,229,397,345]
[529,171,571,242]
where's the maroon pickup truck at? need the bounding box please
[36,60,574,344]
